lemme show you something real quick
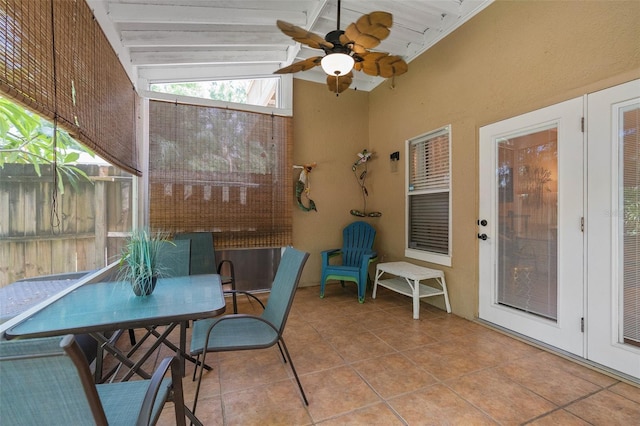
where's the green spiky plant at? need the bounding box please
[118,229,172,296]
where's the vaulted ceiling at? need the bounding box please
[87,0,493,92]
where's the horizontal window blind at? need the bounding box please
[407,126,451,257]
[148,100,292,249]
[409,127,450,192]
[0,0,139,175]
[409,192,449,254]
[622,105,639,345]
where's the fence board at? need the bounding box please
[0,164,132,288]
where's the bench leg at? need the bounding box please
[372,268,383,299]
[439,276,452,313]
[412,279,420,319]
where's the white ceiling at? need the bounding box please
[86,0,493,92]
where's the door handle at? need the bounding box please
[478,233,488,240]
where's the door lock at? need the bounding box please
[477,233,488,240]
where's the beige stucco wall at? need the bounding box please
[293,0,640,319]
[291,81,370,290]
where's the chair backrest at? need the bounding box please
[157,239,191,277]
[261,247,309,335]
[174,232,217,275]
[341,221,376,267]
[0,335,108,425]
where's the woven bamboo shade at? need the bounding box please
[148,100,293,249]
[0,0,140,175]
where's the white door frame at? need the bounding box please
[586,79,640,379]
[479,97,585,356]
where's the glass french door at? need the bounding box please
[479,97,585,356]
[587,79,640,379]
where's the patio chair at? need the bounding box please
[189,246,310,415]
[320,221,377,303]
[174,231,237,312]
[157,239,192,277]
[0,334,186,426]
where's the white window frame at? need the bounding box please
[405,125,452,266]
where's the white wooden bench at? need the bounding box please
[372,261,451,319]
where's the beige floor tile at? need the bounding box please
[388,384,497,425]
[317,402,405,425]
[221,379,312,426]
[527,409,591,425]
[372,324,440,351]
[217,347,291,393]
[324,329,396,363]
[286,333,347,375]
[301,365,381,422]
[352,352,438,399]
[609,381,640,404]
[565,388,640,424]
[447,369,557,424]
[497,353,601,405]
[533,351,619,388]
[402,340,497,381]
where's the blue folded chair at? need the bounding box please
[320,221,377,303]
[0,334,186,426]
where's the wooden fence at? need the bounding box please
[0,163,132,288]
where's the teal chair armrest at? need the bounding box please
[137,355,186,426]
[321,248,342,265]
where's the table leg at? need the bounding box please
[90,332,152,381]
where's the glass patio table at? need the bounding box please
[5,274,226,383]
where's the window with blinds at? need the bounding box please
[622,105,639,346]
[406,126,451,265]
[148,100,292,249]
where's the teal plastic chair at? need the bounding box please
[189,247,310,415]
[320,221,377,303]
[0,335,186,426]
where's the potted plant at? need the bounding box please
[118,228,171,296]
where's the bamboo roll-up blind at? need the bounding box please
[0,0,140,176]
[148,100,293,249]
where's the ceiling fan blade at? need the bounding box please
[343,11,392,52]
[356,52,390,76]
[276,20,333,50]
[274,56,322,74]
[377,55,409,78]
[356,52,408,78]
[366,11,393,28]
[326,72,353,94]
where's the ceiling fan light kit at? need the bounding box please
[274,0,407,95]
[321,53,355,76]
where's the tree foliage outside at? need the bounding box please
[0,97,94,193]
[150,80,249,104]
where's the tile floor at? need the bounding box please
[111,283,640,425]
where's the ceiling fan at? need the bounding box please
[274,0,408,95]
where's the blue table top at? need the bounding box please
[5,274,226,338]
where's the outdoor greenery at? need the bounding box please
[150,80,249,104]
[0,97,93,193]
